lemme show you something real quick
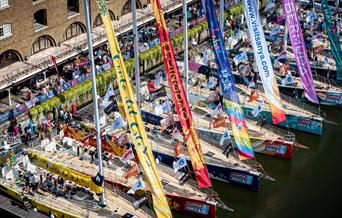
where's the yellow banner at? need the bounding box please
[28,151,102,195]
[95,1,172,217]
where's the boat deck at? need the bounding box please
[28,139,209,202]
[1,156,152,218]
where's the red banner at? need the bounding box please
[152,0,211,188]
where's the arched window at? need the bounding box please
[121,0,142,16]
[67,0,79,17]
[93,10,115,27]
[34,9,47,27]
[31,35,55,54]
[0,50,22,69]
[63,22,85,40]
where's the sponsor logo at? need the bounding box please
[230,172,254,185]
[185,201,209,215]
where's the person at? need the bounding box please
[223,141,233,157]
[18,123,22,135]
[259,115,266,130]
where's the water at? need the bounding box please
[176,106,342,218]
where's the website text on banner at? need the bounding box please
[151,0,212,188]
[202,0,254,160]
[281,0,318,103]
[242,0,286,124]
[95,1,172,217]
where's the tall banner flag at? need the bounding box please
[321,0,342,81]
[203,0,254,159]
[151,0,211,188]
[243,0,286,124]
[95,1,172,217]
[281,0,319,103]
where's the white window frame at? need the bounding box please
[0,0,9,10]
[0,23,12,40]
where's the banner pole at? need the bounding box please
[83,0,105,206]
[220,0,224,32]
[132,0,140,106]
[183,0,189,97]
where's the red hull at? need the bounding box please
[256,139,293,160]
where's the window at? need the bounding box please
[63,22,85,40]
[0,0,9,9]
[0,50,22,69]
[121,0,142,16]
[31,35,55,54]
[34,9,48,31]
[67,0,80,18]
[93,10,115,27]
[0,24,11,39]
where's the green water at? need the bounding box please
[177,106,342,218]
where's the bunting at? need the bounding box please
[243,0,286,124]
[281,0,319,103]
[203,0,254,159]
[321,0,342,81]
[151,0,211,188]
[95,1,172,217]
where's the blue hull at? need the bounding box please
[153,151,260,191]
[242,107,323,135]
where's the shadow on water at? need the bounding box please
[175,106,342,218]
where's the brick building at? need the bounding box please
[0,0,147,68]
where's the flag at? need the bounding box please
[123,163,140,179]
[111,115,124,130]
[209,103,223,116]
[121,147,135,162]
[248,79,256,89]
[219,130,231,146]
[127,177,145,194]
[154,71,163,88]
[248,90,259,102]
[208,91,218,102]
[171,128,183,142]
[51,55,59,73]
[206,76,217,89]
[161,100,172,113]
[252,103,263,117]
[160,115,175,129]
[174,141,182,157]
[101,84,115,107]
[264,0,275,12]
[276,51,287,61]
[282,73,294,85]
[233,52,248,66]
[173,157,187,173]
[270,24,281,37]
[147,82,156,93]
[212,116,226,128]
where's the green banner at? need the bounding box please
[321,0,342,80]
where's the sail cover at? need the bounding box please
[95,1,172,217]
[203,0,254,159]
[151,0,212,188]
[281,0,319,103]
[243,0,286,124]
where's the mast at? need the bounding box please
[183,0,189,97]
[283,19,288,53]
[132,0,140,106]
[220,0,224,32]
[83,0,105,206]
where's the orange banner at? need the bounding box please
[212,116,226,128]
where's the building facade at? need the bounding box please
[0,0,147,68]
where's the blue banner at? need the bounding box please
[203,0,254,159]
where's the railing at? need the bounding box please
[280,93,322,116]
[0,0,194,89]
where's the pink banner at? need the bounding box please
[281,0,318,103]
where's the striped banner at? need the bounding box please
[151,0,212,188]
[281,0,319,103]
[95,1,172,217]
[243,0,286,124]
[203,0,254,159]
